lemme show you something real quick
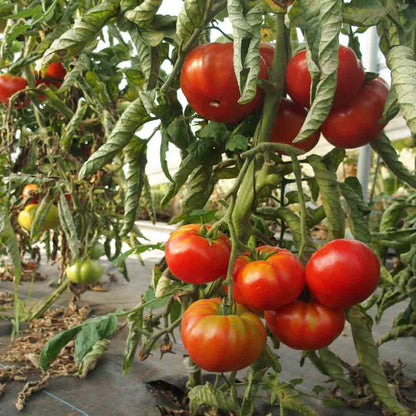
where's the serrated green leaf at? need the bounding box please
[42,0,121,66]
[6,175,55,186]
[189,382,240,414]
[348,306,409,416]
[226,134,249,152]
[125,0,163,28]
[78,339,110,378]
[318,348,355,396]
[79,97,150,178]
[342,0,386,26]
[160,130,174,182]
[307,154,345,239]
[228,0,263,103]
[290,0,341,143]
[57,194,79,260]
[121,138,147,237]
[61,100,88,152]
[176,0,207,45]
[381,87,399,124]
[123,309,143,374]
[371,134,416,188]
[387,45,416,138]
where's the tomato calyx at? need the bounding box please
[248,246,276,262]
[219,297,237,316]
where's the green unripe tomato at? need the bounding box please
[17,203,60,232]
[66,259,104,284]
[90,242,105,259]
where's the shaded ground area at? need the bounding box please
[0,226,415,415]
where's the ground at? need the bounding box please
[0,223,415,416]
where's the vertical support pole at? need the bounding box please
[357,26,379,201]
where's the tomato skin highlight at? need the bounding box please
[0,74,28,108]
[232,246,305,311]
[305,239,380,309]
[270,98,320,152]
[285,45,364,109]
[322,78,389,149]
[265,301,345,350]
[66,259,104,284]
[180,42,271,123]
[181,298,267,372]
[165,224,231,284]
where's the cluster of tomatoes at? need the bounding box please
[0,62,66,108]
[180,43,389,150]
[165,224,380,373]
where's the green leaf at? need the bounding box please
[121,138,147,237]
[42,0,120,66]
[318,348,355,396]
[290,0,342,143]
[61,100,88,152]
[123,309,143,374]
[387,45,416,138]
[160,129,174,182]
[381,87,399,124]
[176,0,207,45]
[40,326,82,370]
[226,134,249,152]
[342,0,386,26]
[348,306,410,416]
[30,197,56,240]
[78,339,110,378]
[74,324,100,364]
[7,175,55,186]
[339,182,371,243]
[125,0,163,28]
[379,201,405,232]
[188,382,240,414]
[57,194,79,260]
[370,134,416,188]
[228,0,263,104]
[307,154,345,239]
[79,97,150,178]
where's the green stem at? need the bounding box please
[232,13,289,243]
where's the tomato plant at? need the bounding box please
[321,78,389,149]
[270,98,320,152]
[232,246,305,311]
[265,301,345,350]
[165,224,231,284]
[0,74,28,108]
[181,298,267,372]
[66,259,104,284]
[285,45,365,109]
[180,42,270,123]
[36,62,67,89]
[305,239,380,309]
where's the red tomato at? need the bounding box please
[181,298,267,372]
[35,63,66,90]
[259,42,275,69]
[165,224,231,284]
[305,239,380,309]
[0,74,28,108]
[180,42,270,123]
[285,45,365,109]
[232,246,305,311]
[271,98,320,152]
[265,301,345,350]
[22,184,38,202]
[321,78,389,149]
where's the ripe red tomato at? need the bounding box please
[259,42,275,69]
[305,239,380,309]
[232,246,305,311]
[265,301,345,350]
[321,78,389,149]
[35,63,66,90]
[271,98,320,152]
[0,74,28,108]
[165,224,231,284]
[285,45,365,109]
[181,298,267,372]
[22,184,39,202]
[180,42,270,123]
